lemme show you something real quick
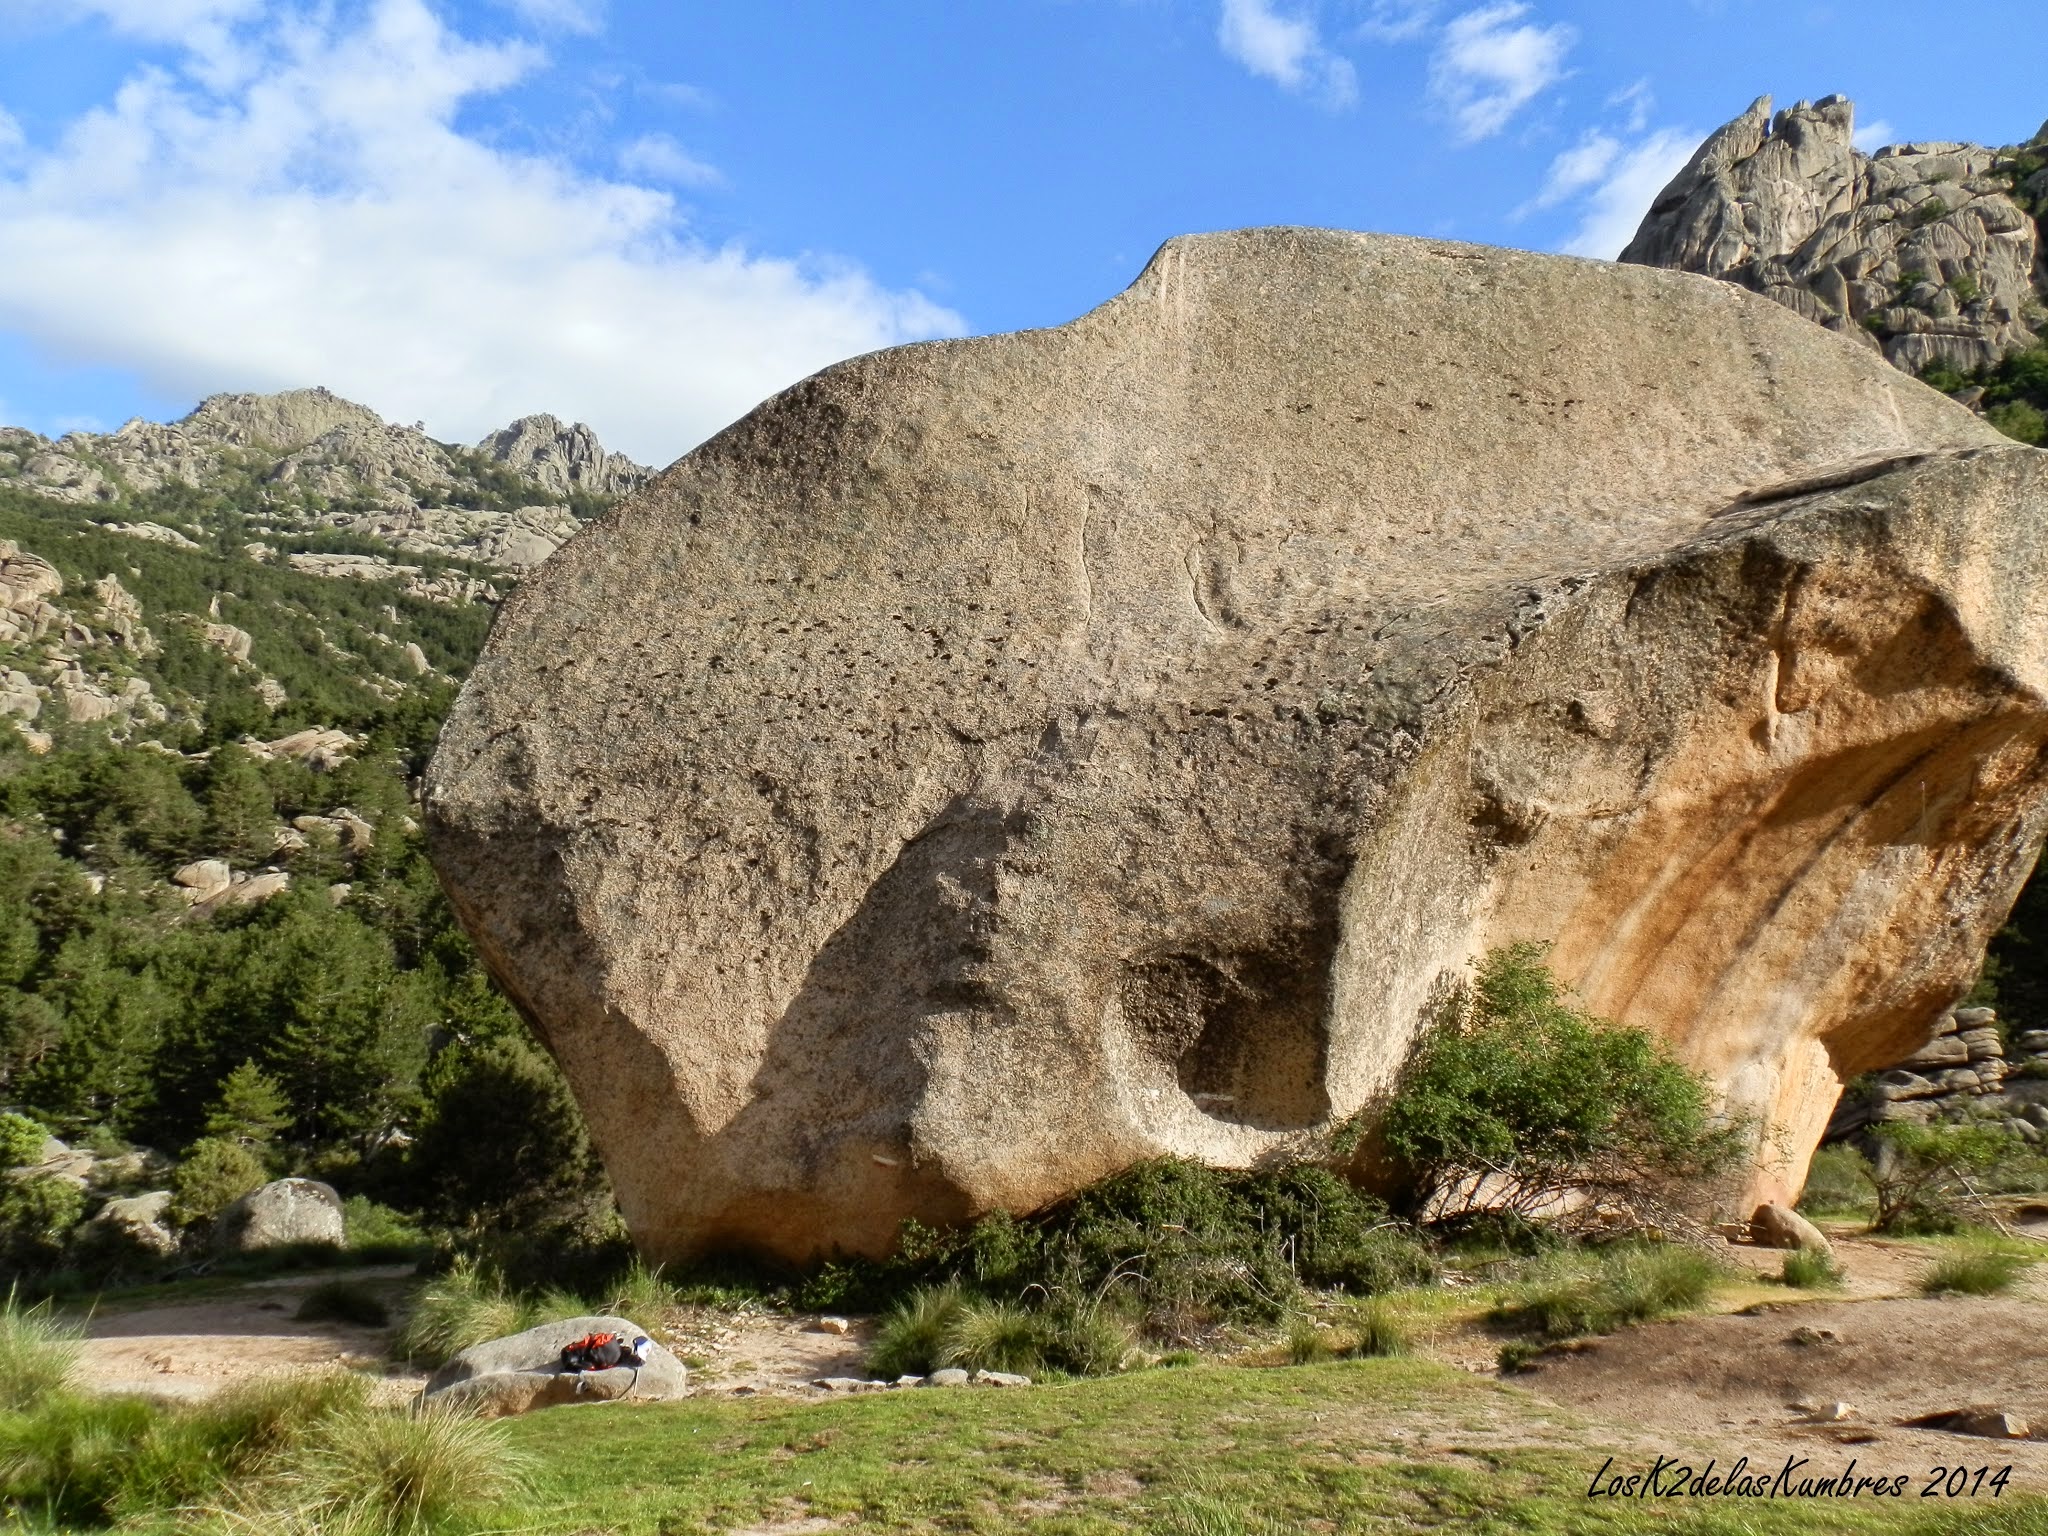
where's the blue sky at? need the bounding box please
[0,0,2039,464]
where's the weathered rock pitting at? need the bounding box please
[425,229,2048,1263]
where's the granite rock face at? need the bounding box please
[1621,96,2043,377]
[426,228,2048,1263]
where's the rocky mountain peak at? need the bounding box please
[1621,94,2043,376]
[0,389,658,586]
[472,414,651,499]
[180,386,388,453]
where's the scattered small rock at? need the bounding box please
[1787,1326,1842,1347]
[926,1368,970,1388]
[1905,1407,2032,1440]
[973,1370,1031,1387]
[810,1317,851,1336]
[1793,1400,1856,1423]
[892,1374,924,1388]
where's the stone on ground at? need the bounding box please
[419,1315,687,1417]
[216,1177,345,1253]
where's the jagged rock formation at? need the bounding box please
[1622,96,2045,377]
[473,414,651,499]
[427,228,2048,1264]
[0,387,653,582]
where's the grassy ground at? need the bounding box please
[493,1360,2048,1535]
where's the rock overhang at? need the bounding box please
[425,228,2048,1262]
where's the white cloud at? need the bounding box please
[1428,3,1574,142]
[0,0,963,465]
[0,106,21,155]
[496,0,603,35]
[1852,116,1894,152]
[617,132,721,188]
[0,0,266,44]
[1516,129,1618,216]
[1607,79,1651,134]
[1354,0,1438,41]
[1548,126,1700,258]
[1217,0,1359,109]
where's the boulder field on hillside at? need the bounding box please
[425,228,2048,1263]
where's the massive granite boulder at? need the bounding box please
[1621,95,2043,377]
[426,228,2048,1263]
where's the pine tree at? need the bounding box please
[203,742,276,867]
[203,1060,290,1147]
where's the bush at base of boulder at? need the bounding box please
[216,1177,345,1254]
[169,1138,267,1228]
[417,1315,688,1417]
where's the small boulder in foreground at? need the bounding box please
[419,1315,688,1417]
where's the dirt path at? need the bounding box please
[74,1267,425,1405]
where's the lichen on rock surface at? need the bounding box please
[424,228,2048,1264]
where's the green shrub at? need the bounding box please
[1781,1248,1844,1289]
[1377,944,1745,1227]
[169,1136,267,1227]
[0,1112,44,1169]
[0,1290,80,1411]
[0,1175,85,1275]
[342,1196,426,1260]
[394,1258,534,1367]
[1797,1144,1876,1219]
[1491,1244,1724,1341]
[295,1280,392,1327]
[1988,400,2046,445]
[1868,1122,2006,1233]
[1921,1243,2035,1297]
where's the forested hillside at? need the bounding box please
[0,391,641,1275]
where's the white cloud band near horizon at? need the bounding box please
[0,0,964,466]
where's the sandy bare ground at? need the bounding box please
[73,1266,425,1405]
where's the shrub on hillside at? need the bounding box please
[1375,943,1745,1229]
[0,1111,44,1169]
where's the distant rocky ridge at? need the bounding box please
[1622,96,2046,377]
[0,386,654,579]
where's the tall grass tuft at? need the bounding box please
[1921,1242,2036,1297]
[868,1284,967,1378]
[114,1369,370,1515]
[0,1289,80,1412]
[394,1258,533,1367]
[944,1298,1046,1375]
[1781,1248,1844,1290]
[1491,1244,1723,1341]
[1343,1299,1411,1359]
[208,1406,528,1536]
[1284,1317,1333,1365]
